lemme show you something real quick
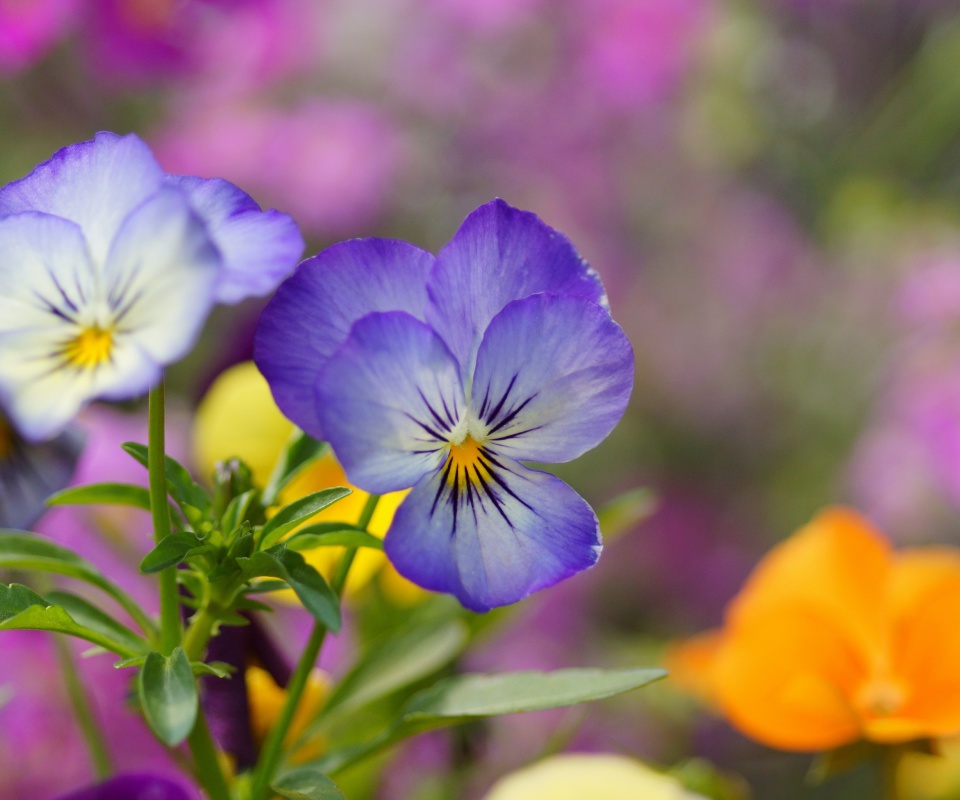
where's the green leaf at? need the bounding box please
[400,668,667,726]
[260,488,352,549]
[239,547,341,632]
[192,660,235,678]
[44,590,148,655]
[222,490,257,536]
[320,619,468,722]
[138,648,198,746]
[0,585,144,657]
[287,530,384,552]
[0,582,47,621]
[0,532,155,635]
[263,431,328,506]
[312,667,667,776]
[140,532,214,574]
[122,442,211,516]
[597,488,657,542]
[46,483,152,511]
[272,768,345,800]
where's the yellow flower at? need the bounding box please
[193,361,425,602]
[669,507,960,752]
[482,754,703,800]
[246,664,329,764]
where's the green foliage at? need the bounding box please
[46,482,152,511]
[319,618,469,724]
[287,529,384,552]
[312,667,667,775]
[123,442,211,524]
[0,531,156,635]
[400,667,667,726]
[238,546,341,632]
[138,648,199,746]
[272,769,345,800]
[0,584,146,657]
[259,487,353,549]
[140,531,215,573]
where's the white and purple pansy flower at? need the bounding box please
[0,131,304,442]
[255,199,634,612]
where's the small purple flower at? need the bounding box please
[256,199,633,611]
[55,774,194,800]
[0,131,303,441]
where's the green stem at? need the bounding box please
[249,493,381,800]
[55,635,113,779]
[148,380,182,655]
[188,710,233,800]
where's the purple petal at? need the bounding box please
[385,455,601,612]
[0,132,165,265]
[255,239,433,438]
[471,293,634,463]
[425,199,606,379]
[166,175,304,304]
[55,774,193,800]
[315,312,464,494]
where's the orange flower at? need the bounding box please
[668,507,960,752]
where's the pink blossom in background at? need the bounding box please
[81,0,322,86]
[424,0,545,32]
[153,101,406,236]
[0,0,80,74]
[575,0,712,109]
[896,251,960,331]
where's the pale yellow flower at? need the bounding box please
[483,754,704,800]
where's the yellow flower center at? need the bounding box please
[445,435,489,487]
[61,326,114,370]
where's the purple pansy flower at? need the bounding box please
[0,131,303,441]
[55,774,194,800]
[255,199,633,611]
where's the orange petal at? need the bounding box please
[711,604,865,751]
[890,574,960,739]
[727,506,890,662]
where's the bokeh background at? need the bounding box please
[5,0,960,798]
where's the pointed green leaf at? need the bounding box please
[140,531,214,574]
[320,619,468,722]
[287,530,384,552]
[138,648,198,746]
[123,442,211,516]
[46,483,152,511]
[191,660,235,678]
[0,532,155,635]
[44,590,148,655]
[272,768,345,800]
[401,667,667,726]
[222,490,257,536]
[239,547,341,632]
[310,667,667,777]
[0,585,144,657]
[259,488,352,549]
